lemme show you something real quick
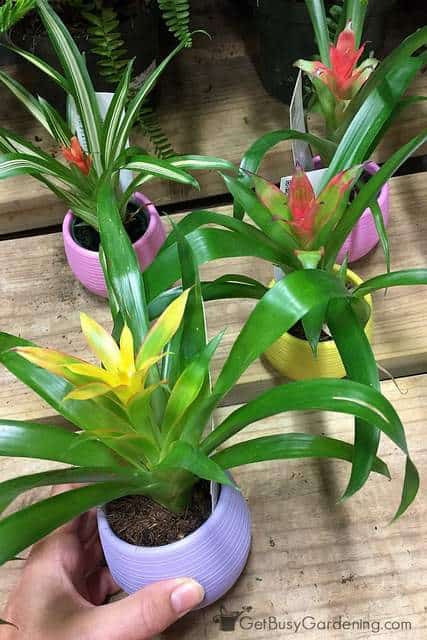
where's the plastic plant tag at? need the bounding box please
[67,92,133,193]
[289,70,313,171]
[280,167,329,197]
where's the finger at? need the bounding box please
[82,532,105,572]
[78,509,98,543]
[86,567,120,605]
[82,578,205,639]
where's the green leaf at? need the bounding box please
[167,154,237,173]
[162,333,223,446]
[0,482,139,565]
[0,333,131,433]
[327,298,380,498]
[97,178,149,351]
[211,433,389,477]
[301,302,327,355]
[113,37,192,162]
[0,69,54,135]
[158,441,233,486]
[0,467,138,515]
[36,0,102,174]
[305,0,331,65]
[213,269,350,402]
[0,420,121,468]
[0,152,79,189]
[118,153,200,189]
[353,269,427,298]
[324,130,427,267]
[144,227,283,301]
[370,198,390,273]
[37,96,73,147]
[102,58,134,167]
[3,42,70,92]
[202,377,404,458]
[322,57,423,184]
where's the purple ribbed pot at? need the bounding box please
[62,192,166,297]
[97,483,251,608]
[311,158,389,264]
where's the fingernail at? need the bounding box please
[170,579,205,615]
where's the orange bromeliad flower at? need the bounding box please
[62,136,92,175]
[296,23,378,101]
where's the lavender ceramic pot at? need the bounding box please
[97,484,251,608]
[62,192,166,297]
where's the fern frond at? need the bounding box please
[137,104,174,159]
[157,0,191,46]
[83,6,129,85]
[0,0,36,33]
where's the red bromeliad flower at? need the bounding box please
[252,164,360,260]
[295,23,378,101]
[62,136,92,175]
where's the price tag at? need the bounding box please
[280,166,328,197]
[289,70,313,171]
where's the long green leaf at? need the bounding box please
[353,269,427,297]
[0,333,131,433]
[3,42,70,92]
[202,377,402,455]
[158,441,232,486]
[0,69,53,135]
[97,178,149,351]
[212,270,350,402]
[212,433,389,477]
[0,153,79,188]
[370,198,390,273]
[0,420,121,467]
[0,467,139,515]
[324,130,427,267]
[36,0,102,174]
[144,227,283,301]
[305,0,331,65]
[119,154,200,189]
[102,58,134,167]
[113,36,191,162]
[327,298,380,498]
[38,96,73,146]
[322,57,423,184]
[0,483,139,565]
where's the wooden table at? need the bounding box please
[0,2,426,638]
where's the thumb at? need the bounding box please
[82,578,205,639]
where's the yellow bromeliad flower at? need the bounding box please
[15,289,190,406]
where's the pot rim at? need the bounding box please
[62,191,161,257]
[97,482,240,555]
[270,265,373,352]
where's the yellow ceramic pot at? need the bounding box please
[264,267,373,380]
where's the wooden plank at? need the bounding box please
[0,172,426,421]
[0,0,426,233]
[0,373,426,639]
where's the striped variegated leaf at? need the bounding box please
[118,154,199,190]
[0,127,50,157]
[3,42,70,93]
[113,37,191,162]
[0,70,53,136]
[37,97,73,146]
[36,0,102,175]
[102,59,134,168]
[0,153,80,190]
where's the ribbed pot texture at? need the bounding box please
[336,161,389,263]
[97,483,252,608]
[62,192,166,297]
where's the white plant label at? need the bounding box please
[289,70,313,171]
[67,91,133,193]
[280,166,329,197]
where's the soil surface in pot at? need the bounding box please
[288,320,331,342]
[106,481,213,547]
[72,204,148,252]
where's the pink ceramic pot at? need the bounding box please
[337,161,389,263]
[62,192,166,297]
[312,158,390,264]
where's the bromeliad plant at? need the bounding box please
[234,1,427,204]
[0,0,233,231]
[0,174,421,564]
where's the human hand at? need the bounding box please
[1,508,204,639]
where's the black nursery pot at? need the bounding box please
[255,0,397,106]
[0,0,159,109]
